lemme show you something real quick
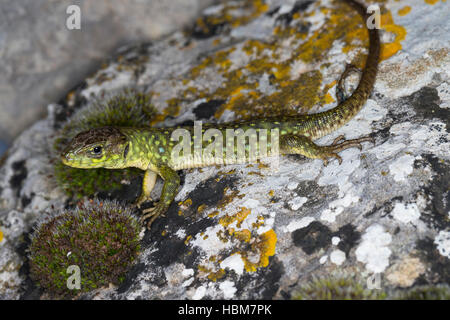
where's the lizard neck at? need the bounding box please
[121,127,173,172]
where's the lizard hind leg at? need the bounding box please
[280,134,373,166]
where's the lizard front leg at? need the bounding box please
[140,165,180,229]
[280,134,373,166]
[136,169,157,208]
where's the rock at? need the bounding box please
[0,0,449,299]
[0,0,214,146]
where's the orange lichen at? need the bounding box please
[207,268,226,281]
[424,0,439,4]
[219,207,251,228]
[380,10,407,60]
[208,210,219,218]
[0,228,3,242]
[150,0,405,133]
[252,216,266,229]
[180,198,192,208]
[241,229,277,272]
[233,229,252,242]
[324,92,336,104]
[397,6,411,16]
[197,204,207,213]
[198,264,226,282]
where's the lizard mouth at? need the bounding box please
[61,152,73,165]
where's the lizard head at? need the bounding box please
[61,126,130,169]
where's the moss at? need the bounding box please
[394,284,450,300]
[292,273,450,300]
[53,89,157,199]
[28,200,141,298]
[293,274,387,300]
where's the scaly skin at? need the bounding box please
[61,0,380,229]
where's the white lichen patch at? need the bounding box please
[81,64,135,99]
[330,249,346,266]
[338,99,387,139]
[318,152,361,191]
[436,82,450,109]
[391,202,421,224]
[175,228,186,239]
[220,253,245,276]
[355,224,392,273]
[388,154,415,182]
[287,181,298,190]
[389,121,450,158]
[284,217,315,233]
[320,193,359,223]
[192,285,207,300]
[219,280,237,299]
[331,236,340,245]
[190,224,234,256]
[434,230,450,259]
[319,255,328,264]
[182,268,194,279]
[0,244,23,299]
[287,196,308,211]
[369,142,407,160]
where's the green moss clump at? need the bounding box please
[293,274,387,300]
[28,200,141,298]
[292,273,450,300]
[53,88,157,199]
[394,284,450,300]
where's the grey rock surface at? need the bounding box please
[0,0,215,147]
[0,0,449,299]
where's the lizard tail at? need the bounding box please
[307,0,380,139]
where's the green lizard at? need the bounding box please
[61,0,380,229]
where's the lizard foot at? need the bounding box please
[331,134,346,146]
[135,194,153,209]
[322,135,374,166]
[140,202,167,229]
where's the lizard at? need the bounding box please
[61,0,380,229]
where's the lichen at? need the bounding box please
[397,6,411,16]
[151,0,406,126]
[28,200,141,298]
[241,229,277,272]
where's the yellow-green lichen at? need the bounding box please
[151,0,406,126]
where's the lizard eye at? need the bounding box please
[92,146,102,155]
